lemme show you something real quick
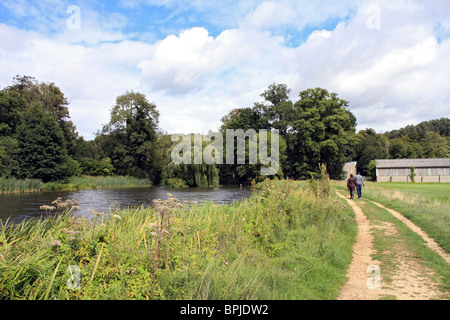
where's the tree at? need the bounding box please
[256,83,294,136]
[16,104,70,182]
[100,91,161,182]
[8,75,70,123]
[0,90,26,137]
[4,75,89,161]
[421,131,450,158]
[388,137,422,159]
[220,85,357,180]
[0,136,18,178]
[355,129,388,176]
[220,107,268,132]
[289,88,357,179]
[162,134,220,187]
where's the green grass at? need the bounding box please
[362,182,450,254]
[0,176,152,194]
[47,175,153,191]
[0,178,42,194]
[372,182,450,203]
[0,179,356,300]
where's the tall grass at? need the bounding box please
[0,178,42,194]
[0,176,152,194]
[0,179,356,300]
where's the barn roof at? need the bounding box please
[375,158,450,168]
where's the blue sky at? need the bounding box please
[0,0,449,140]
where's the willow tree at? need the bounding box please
[162,134,220,188]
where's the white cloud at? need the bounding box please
[1,0,449,140]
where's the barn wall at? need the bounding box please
[376,167,450,183]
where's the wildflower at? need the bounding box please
[52,197,62,205]
[113,215,122,220]
[89,209,105,216]
[40,205,56,211]
[50,239,61,247]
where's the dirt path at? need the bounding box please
[336,191,448,300]
[336,192,380,300]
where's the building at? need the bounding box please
[375,158,450,183]
[343,161,357,179]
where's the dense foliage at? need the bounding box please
[1,75,448,186]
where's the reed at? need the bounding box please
[0,178,42,194]
[0,176,151,195]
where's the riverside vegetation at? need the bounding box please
[0,179,357,300]
[0,176,152,194]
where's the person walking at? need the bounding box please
[355,172,365,199]
[347,174,356,199]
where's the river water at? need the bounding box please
[0,186,253,223]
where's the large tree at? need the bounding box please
[355,128,388,176]
[289,88,357,179]
[16,104,70,182]
[220,85,357,180]
[99,91,162,182]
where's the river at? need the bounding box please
[0,186,253,223]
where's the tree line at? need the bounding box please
[1,76,449,186]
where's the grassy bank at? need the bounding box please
[0,179,356,300]
[357,182,449,254]
[0,176,152,194]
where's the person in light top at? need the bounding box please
[355,172,365,199]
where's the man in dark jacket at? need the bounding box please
[347,174,356,199]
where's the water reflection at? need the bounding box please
[0,186,253,223]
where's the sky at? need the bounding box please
[0,0,449,140]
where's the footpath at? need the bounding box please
[336,191,449,300]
